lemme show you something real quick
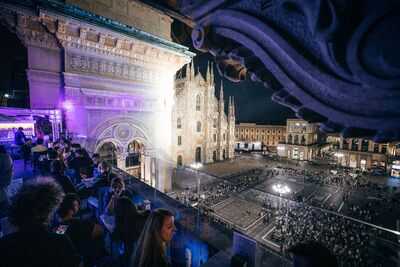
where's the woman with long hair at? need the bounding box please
[131,208,176,267]
[114,197,149,265]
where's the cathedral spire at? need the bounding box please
[185,63,190,79]
[210,61,214,86]
[228,96,232,117]
[232,96,235,117]
[219,81,224,102]
[190,60,195,79]
[205,61,210,82]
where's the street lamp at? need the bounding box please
[190,162,203,200]
[272,183,291,209]
[190,162,203,232]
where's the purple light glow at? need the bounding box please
[62,100,73,111]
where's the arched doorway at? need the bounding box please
[125,140,144,177]
[212,151,217,161]
[223,149,226,160]
[195,147,201,163]
[177,155,183,167]
[97,142,118,167]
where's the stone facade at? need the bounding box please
[335,138,389,170]
[235,123,286,151]
[277,119,325,160]
[0,1,193,192]
[172,62,235,166]
[66,0,172,41]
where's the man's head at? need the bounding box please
[92,153,100,164]
[75,149,85,158]
[79,166,92,179]
[9,180,64,229]
[71,143,81,152]
[36,138,44,145]
[99,161,111,174]
[18,127,23,131]
[111,177,125,195]
[47,149,58,160]
[57,193,81,219]
[289,242,338,267]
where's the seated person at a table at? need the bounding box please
[41,148,59,174]
[114,197,150,263]
[31,137,48,153]
[131,209,176,267]
[92,153,101,177]
[21,138,32,170]
[56,193,104,267]
[51,160,76,194]
[69,149,93,182]
[64,144,80,170]
[0,180,81,267]
[95,161,116,188]
[102,177,132,215]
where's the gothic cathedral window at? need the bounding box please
[177,118,182,129]
[196,94,201,111]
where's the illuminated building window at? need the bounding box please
[177,118,182,129]
[196,95,201,111]
[178,136,182,146]
[196,122,202,132]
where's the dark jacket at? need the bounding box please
[0,226,81,267]
[0,153,13,188]
[14,130,26,146]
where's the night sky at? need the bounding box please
[193,52,295,125]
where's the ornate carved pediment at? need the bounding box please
[178,0,400,141]
[38,11,189,69]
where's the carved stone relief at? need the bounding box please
[66,52,157,83]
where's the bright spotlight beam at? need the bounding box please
[272,183,291,194]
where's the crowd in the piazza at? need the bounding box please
[273,166,400,223]
[0,128,176,267]
[175,170,263,207]
[273,203,385,267]
[173,161,398,267]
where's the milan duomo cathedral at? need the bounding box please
[172,62,236,166]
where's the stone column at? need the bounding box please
[140,153,145,180]
[144,155,152,184]
[117,152,128,171]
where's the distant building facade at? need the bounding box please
[235,123,286,152]
[172,62,235,166]
[333,138,388,170]
[277,119,326,160]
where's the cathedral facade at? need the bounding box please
[172,62,235,167]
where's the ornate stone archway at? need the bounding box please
[91,116,158,186]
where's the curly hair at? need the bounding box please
[9,180,64,228]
